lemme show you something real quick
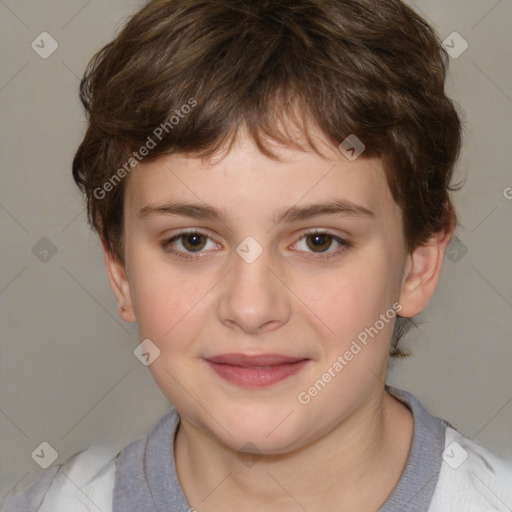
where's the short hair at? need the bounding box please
[72,0,462,355]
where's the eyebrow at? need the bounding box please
[138,199,375,224]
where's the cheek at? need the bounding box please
[130,263,211,408]
[134,271,202,341]
[127,246,190,337]
[297,249,401,353]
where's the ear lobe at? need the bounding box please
[103,246,136,323]
[398,228,453,318]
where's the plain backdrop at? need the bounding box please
[1,0,511,499]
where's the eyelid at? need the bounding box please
[162,228,215,241]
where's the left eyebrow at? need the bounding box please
[274,200,375,224]
[137,199,375,223]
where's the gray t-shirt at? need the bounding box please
[5,385,512,511]
[112,386,448,511]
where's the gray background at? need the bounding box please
[1,0,511,500]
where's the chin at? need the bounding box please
[203,407,312,455]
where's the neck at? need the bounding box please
[174,385,413,512]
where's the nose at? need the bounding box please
[217,243,291,334]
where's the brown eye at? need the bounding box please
[293,230,350,260]
[161,230,218,259]
[181,233,207,252]
[305,233,334,252]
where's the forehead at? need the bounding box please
[124,132,400,227]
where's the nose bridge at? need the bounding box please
[217,237,290,332]
[232,244,274,293]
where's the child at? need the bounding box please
[3,0,511,510]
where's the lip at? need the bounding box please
[204,353,310,388]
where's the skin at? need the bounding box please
[105,128,453,511]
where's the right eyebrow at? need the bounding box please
[138,202,228,223]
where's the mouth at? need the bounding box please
[204,353,310,388]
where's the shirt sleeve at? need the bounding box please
[1,445,118,512]
[429,426,512,511]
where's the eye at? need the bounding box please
[161,229,350,261]
[293,230,350,259]
[161,230,219,259]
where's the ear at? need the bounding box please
[398,227,454,318]
[103,245,136,323]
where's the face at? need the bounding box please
[108,130,441,454]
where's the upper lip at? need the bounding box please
[205,353,308,367]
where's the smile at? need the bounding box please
[204,353,310,388]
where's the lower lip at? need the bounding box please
[205,360,309,388]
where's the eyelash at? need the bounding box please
[160,229,351,261]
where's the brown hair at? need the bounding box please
[72,0,462,354]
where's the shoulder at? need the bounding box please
[429,426,512,511]
[1,444,118,512]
